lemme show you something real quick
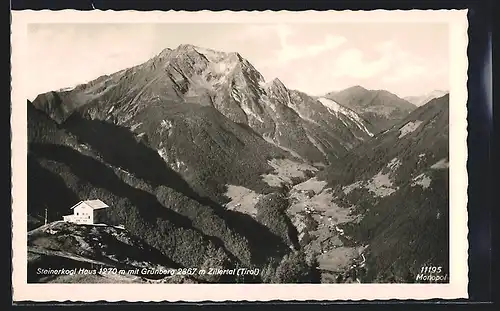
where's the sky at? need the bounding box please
[27,23,449,100]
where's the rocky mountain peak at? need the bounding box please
[156,47,173,58]
[170,44,204,59]
[179,45,240,64]
[265,78,289,102]
[265,77,286,91]
[176,43,198,51]
[270,77,286,88]
[227,51,243,62]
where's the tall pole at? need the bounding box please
[44,207,48,225]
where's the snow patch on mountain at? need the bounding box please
[231,91,263,123]
[130,122,142,132]
[160,119,173,136]
[156,147,186,173]
[193,46,228,63]
[171,159,187,173]
[157,148,169,162]
[411,173,432,189]
[398,120,423,138]
[56,86,77,93]
[241,103,264,123]
[212,62,234,75]
[160,119,173,130]
[387,157,402,171]
[259,94,278,113]
[317,97,373,137]
[288,102,318,125]
[318,97,342,113]
[180,46,244,90]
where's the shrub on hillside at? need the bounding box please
[272,250,320,283]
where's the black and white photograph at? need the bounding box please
[12,9,469,301]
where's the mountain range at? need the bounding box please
[27,43,449,284]
[324,86,416,134]
[315,94,449,282]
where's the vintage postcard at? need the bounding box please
[11,9,468,302]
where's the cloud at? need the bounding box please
[382,62,427,84]
[330,40,440,88]
[27,24,160,99]
[243,24,346,66]
[244,32,448,97]
[376,41,438,85]
[375,40,397,54]
[331,48,392,79]
[243,24,291,44]
[274,33,347,64]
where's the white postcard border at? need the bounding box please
[11,9,469,302]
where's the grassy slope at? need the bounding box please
[28,221,182,282]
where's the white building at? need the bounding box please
[63,199,109,225]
